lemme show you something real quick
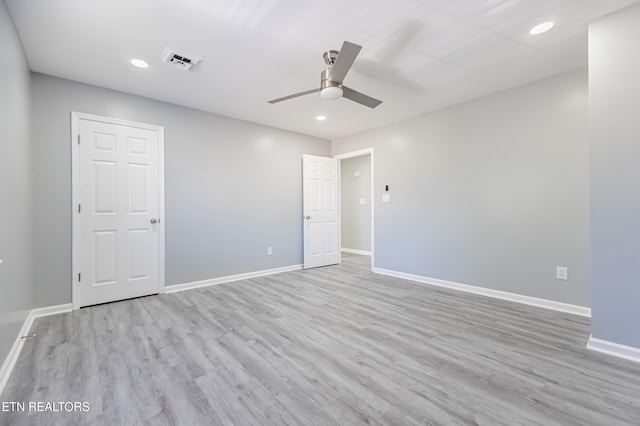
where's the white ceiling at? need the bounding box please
[5,0,639,139]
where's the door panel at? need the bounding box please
[94,132,117,152]
[93,230,117,285]
[303,154,339,269]
[77,117,161,307]
[324,180,336,211]
[128,163,149,212]
[94,160,117,213]
[128,229,150,280]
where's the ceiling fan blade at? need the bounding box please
[329,41,362,83]
[342,86,382,108]
[268,88,320,104]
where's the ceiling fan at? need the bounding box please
[268,41,383,108]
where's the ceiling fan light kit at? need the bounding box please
[319,68,343,99]
[320,86,343,100]
[268,41,382,108]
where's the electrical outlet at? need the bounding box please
[267,246,273,256]
[556,266,568,281]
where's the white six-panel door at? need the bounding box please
[73,113,163,307]
[303,155,339,269]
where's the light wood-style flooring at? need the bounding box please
[2,253,640,425]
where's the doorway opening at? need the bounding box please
[336,148,374,270]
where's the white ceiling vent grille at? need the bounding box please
[161,47,202,71]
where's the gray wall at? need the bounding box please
[340,155,371,252]
[589,4,640,348]
[31,74,330,306]
[333,69,590,307]
[0,2,36,366]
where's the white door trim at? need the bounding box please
[71,112,165,310]
[335,148,375,270]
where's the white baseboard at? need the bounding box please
[587,335,640,363]
[373,267,591,318]
[31,303,73,319]
[0,303,72,397]
[0,311,33,398]
[341,248,372,256]
[165,264,303,294]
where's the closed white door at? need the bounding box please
[75,115,163,307]
[303,154,339,269]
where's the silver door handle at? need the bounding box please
[150,218,158,224]
[304,215,311,220]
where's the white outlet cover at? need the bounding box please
[382,194,390,203]
[556,266,568,280]
[359,198,365,205]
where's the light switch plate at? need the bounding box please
[359,198,365,205]
[556,266,568,280]
[382,194,390,203]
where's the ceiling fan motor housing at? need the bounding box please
[321,68,341,89]
[320,68,343,99]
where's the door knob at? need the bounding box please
[305,215,311,220]
[150,218,158,224]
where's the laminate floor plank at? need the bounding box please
[2,253,640,425]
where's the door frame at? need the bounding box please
[335,148,375,270]
[71,112,166,310]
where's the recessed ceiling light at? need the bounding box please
[316,115,327,121]
[529,21,554,35]
[131,58,149,68]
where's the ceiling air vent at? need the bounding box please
[161,47,202,71]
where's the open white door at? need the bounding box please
[303,154,339,269]
[73,113,164,308]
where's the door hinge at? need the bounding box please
[78,273,81,282]
[78,204,81,213]
[77,135,80,144]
